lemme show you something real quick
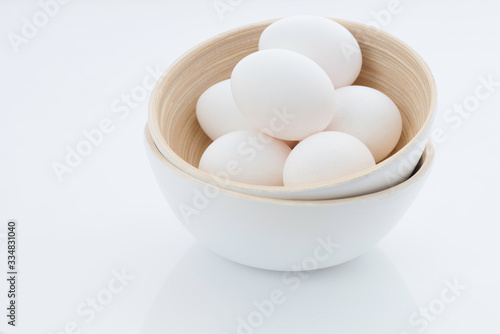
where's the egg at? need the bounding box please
[231,49,336,141]
[196,79,250,140]
[259,15,362,88]
[199,130,291,186]
[283,131,375,187]
[324,86,402,163]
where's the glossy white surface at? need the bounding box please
[146,127,434,271]
[141,245,419,334]
[1,1,499,333]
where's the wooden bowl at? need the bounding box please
[148,19,436,200]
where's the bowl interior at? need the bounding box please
[150,18,435,186]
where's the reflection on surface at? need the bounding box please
[141,245,418,334]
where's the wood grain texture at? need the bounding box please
[148,18,436,190]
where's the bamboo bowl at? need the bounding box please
[148,19,436,200]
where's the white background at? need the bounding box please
[1,0,499,333]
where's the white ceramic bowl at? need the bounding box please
[148,18,437,200]
[145,127,435,271]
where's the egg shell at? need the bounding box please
[283,131,375,187]
[325,86,402,163]
[231,49,336,141]
[259,15,362,88]
[195,79,250,140]
[199,130,291,186]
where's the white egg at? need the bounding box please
[324,86,402,163]
[196,79,250,140]
[231,49,335,141]
[283,131,375,187]
[199,130,291,186]
[259,15,362,88]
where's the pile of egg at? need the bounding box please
[196,16,402,187]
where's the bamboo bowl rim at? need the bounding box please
[148,18,437,194]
